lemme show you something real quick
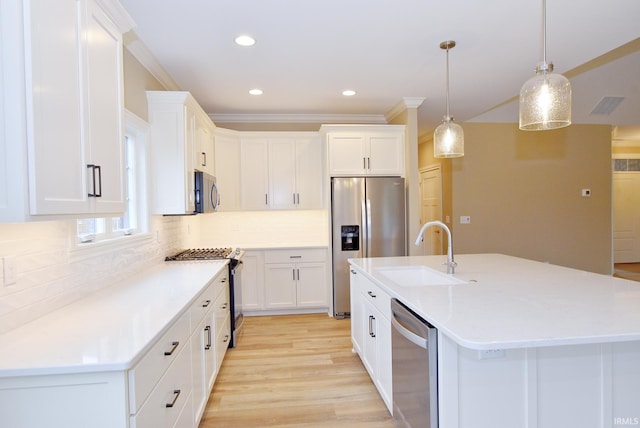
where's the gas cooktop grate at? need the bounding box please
[165,248,233,261]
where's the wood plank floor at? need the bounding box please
[198,314,395,428]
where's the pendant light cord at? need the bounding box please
[542,0,547,65]
[445,44,451,120]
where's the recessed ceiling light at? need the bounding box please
[342,90,356,97]
[235,35,256,46]
[249,89,263,95]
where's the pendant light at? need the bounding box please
[519,0,571,130]
[434,40,464,158]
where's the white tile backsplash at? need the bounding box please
[0,210,329,334]
[0,216,188,334]
[185,210,329,249]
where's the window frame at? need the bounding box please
[73,110,151,255]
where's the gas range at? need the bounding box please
[165,247,245,348]
[165,247,243,261]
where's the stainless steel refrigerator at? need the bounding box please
[331,177,406,318]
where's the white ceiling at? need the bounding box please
[119,0,640,139]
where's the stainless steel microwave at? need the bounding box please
[194,171,219,213]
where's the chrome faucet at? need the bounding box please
[415,220,457,274]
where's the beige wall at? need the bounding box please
[449,123,612,274]
[122,48,166,120]
[418,135,453,235]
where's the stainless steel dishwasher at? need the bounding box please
[391,298,438,428]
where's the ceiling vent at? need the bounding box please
[590,96,625,115]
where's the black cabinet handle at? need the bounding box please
[164,341,179,356]
[202,299,211,308]
[166,389,181,408]
[204,326,212,350]
[367,291,376,298]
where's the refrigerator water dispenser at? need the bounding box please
[341,225,360,251]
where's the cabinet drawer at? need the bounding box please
[264,248,326,264]
[360,279,391,320]
[130,342,192,428]
[128,311,190,413]
[213,282,230,334]
[189,281,218,332]
[215,313,231,372]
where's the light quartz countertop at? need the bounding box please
[349,253,640,350]
[0,260,228,378]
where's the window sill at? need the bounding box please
[70,232,154,262]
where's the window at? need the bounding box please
[76,111,149,245]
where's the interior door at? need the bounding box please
[613,172,640,262]
[419,166,443,255]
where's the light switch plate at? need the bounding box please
[460,216,471,224]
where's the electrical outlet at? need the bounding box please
[3,256,17,286]
[460,216,471,224]
[478,349,505,360]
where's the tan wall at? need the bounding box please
[122,48,166,120]
[449,123,612,274]
[418,135,453,232]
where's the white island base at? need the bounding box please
[348,254,640,428]
[439,335,640,427]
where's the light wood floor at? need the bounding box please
[198,314,395,427]
[614,262,640,282]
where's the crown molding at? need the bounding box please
[385,97,426,122]
[209,113,388,124]
[123,32,181,91]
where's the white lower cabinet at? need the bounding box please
[242,249,329,314]
[0,266,231,428]
[349,268,393,413]
[264,249,328,310]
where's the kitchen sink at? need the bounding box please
[375,265,467,287]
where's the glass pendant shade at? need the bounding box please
[434,40,463,158]
[434,119,464,158]
[519,68,572,130]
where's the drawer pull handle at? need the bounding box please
[202,300,211,308]
[221,303,228,309]
[290,255,302,258]
[223,334,230,343]
[367,291,376,298]
[164,341,179,356]
[204,326,212,350]
[166,389,181,408]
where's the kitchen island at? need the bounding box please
[349,253,640,428]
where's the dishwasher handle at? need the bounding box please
[391,311,429,349]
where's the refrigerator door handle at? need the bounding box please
[366,199,372,257]
[361,199,368,257]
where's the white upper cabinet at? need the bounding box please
[322,125,405,177]
[213,128,241,212]
[0,0,134,221]
[147,91,216,215]
[240,133,322,211]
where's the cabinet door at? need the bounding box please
[328,135,367,176]
[213,132,241,211]
[350,270,364,354]
[190,313,214,423]
[264,263,297,309]
[367,134,404,176]
[375,314,392,411]
[295,137,322,209]
[240,138,269,210]
[361,298,379,378]
[26,0,89,215]
[196,122,215,176]
[268,138,296,209]
[240,251,264,311]
[296,262,327,307]
[85,0,126,214]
